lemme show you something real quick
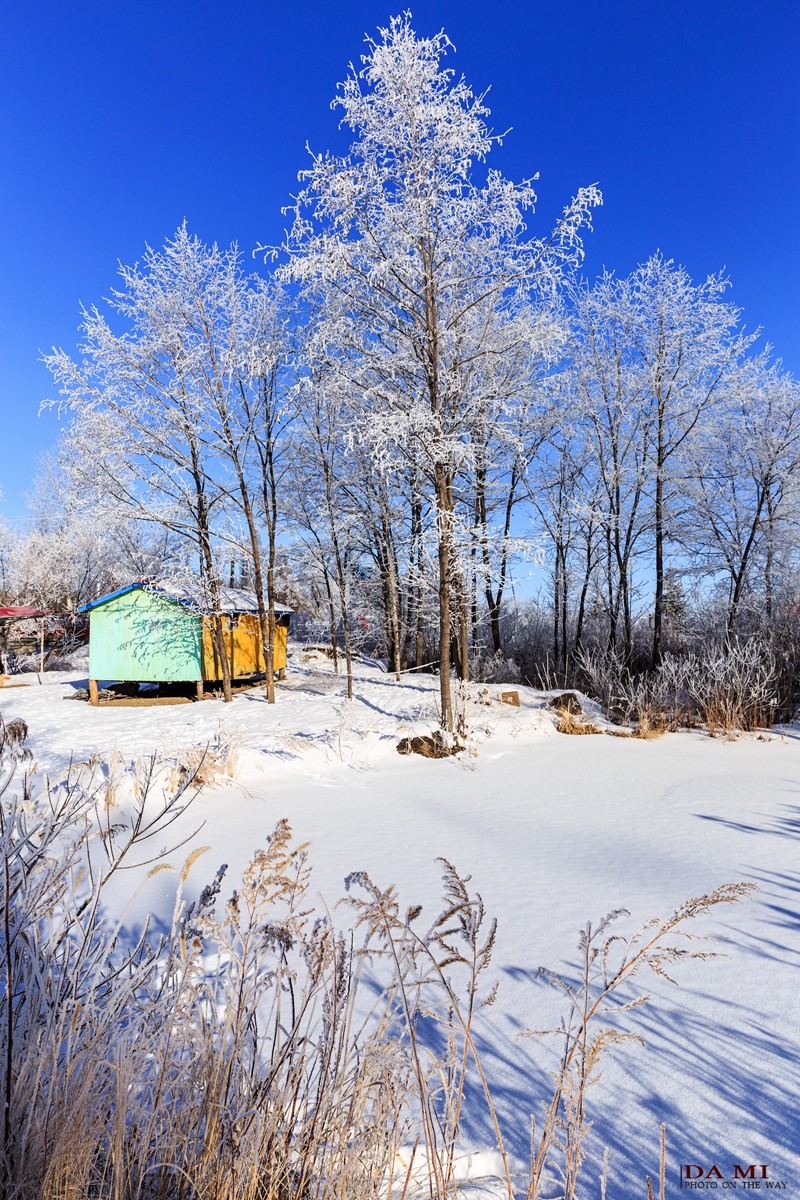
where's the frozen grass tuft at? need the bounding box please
[173,724,248,789]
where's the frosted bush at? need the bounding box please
[576,640,780,734]
[684,640,780,733]
[472,649,522,685]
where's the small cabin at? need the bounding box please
[78,581,291,704]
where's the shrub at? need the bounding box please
[685,640,780,733]
[576,640,780,736]
[471,649,522,685]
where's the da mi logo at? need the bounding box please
[681,1164,787,1189]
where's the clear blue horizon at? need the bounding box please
[1,0,798,521]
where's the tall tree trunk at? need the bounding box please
[415,506,426,670]
[192,472,232,702]
[552,556,562,669]
[385,538,402,682]
[725,484,768,647]
[332,544,354,700]
[252,369,285,706]
[454,572,470,683]
[401,503,416,669]
[613,519,633,666]
[377,496,402,681]
[476,458,518,658]
[318,439,353,700]
[605,526,618,654]
[622,568,633,666]
[560,550,569,678]
[213,380,278,703]
[652,408,665,668]
[765,486,776,624]
[322,562,340,673]
[573,525,595,658]
[434,463,454,731]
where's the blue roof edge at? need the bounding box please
[77,583,199,614]
[78,584,141,613]
[79,582,293,616]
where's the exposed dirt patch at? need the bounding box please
[397,730,460,758]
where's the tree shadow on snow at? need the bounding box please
[695,799,800,841]
[357,949,800,1198]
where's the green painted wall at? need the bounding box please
[89,589,202,682]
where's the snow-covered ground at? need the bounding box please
[2,647,799,1196]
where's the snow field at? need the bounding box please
[2,648,799,1197]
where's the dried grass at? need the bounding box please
[605,724,666,741]
[174,727,247,788]
[555,712,602,736]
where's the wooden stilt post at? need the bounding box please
[196,680,204,701]
[89,679,99,706]
[278,667,286,681]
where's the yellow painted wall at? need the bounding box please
[201,614,287,681]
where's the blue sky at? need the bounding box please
[1,0,798,520]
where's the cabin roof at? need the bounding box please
[78,580,292,617]
[0,605,46,621]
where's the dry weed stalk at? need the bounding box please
[523,886,754,1200]
[0,737,415,1200]
[345,860,513,1200]
[644,1123,667,1200]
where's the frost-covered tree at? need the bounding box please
[562,258,753,664]
[566,274,652,663]
[289,354,362,698]
[202,276,297,703]
[681,356,800,641]
[619,254,754,664]
[279,15,600,729]
[526,401,601,673]
[45,229,241,696]
[43,227,300,701]
[2,444,175,613]
[465,303,560,662]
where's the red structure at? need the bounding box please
[0,607,46,676]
